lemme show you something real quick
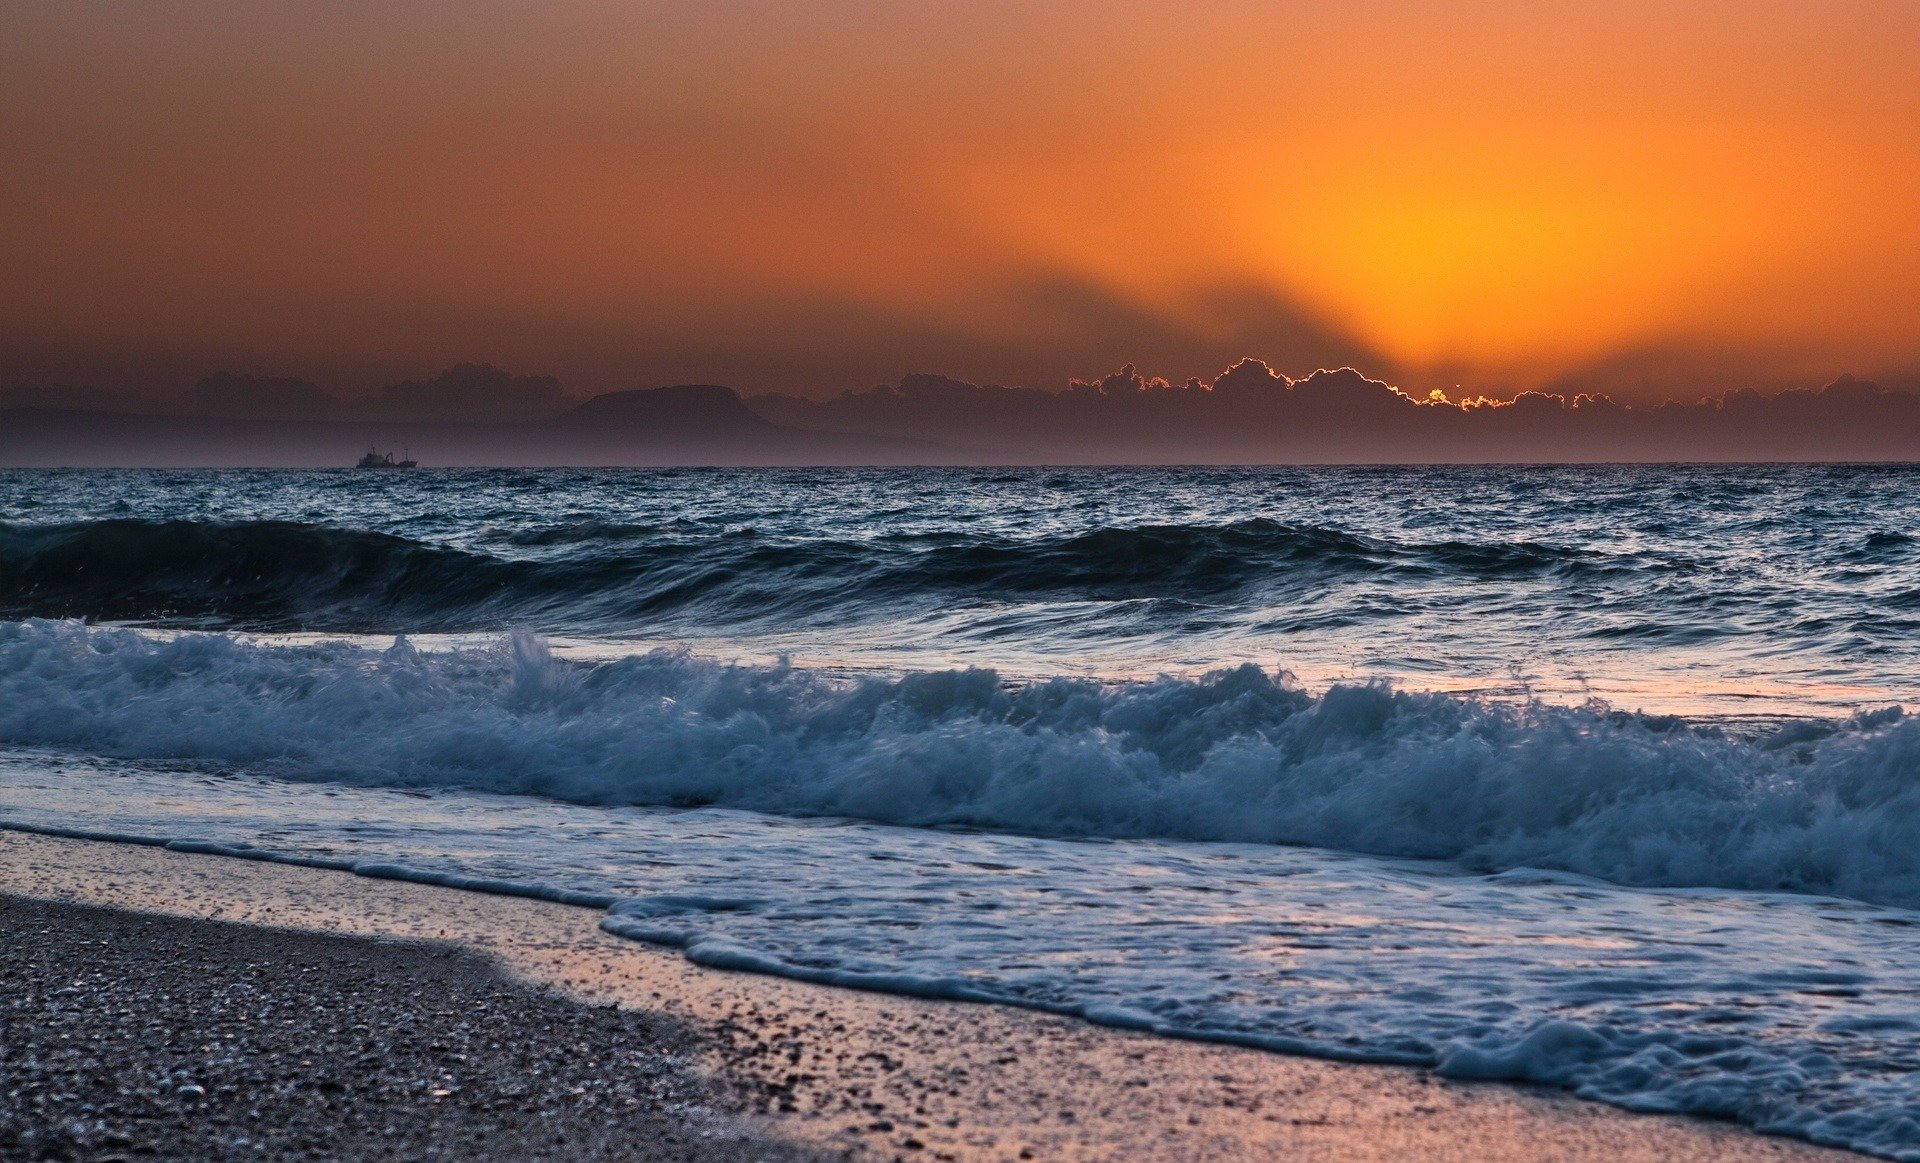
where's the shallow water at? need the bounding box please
[5,466,1920,1157]
[7,751,1920,1159]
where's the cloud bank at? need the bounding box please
[750,362,1920,463]
[6,361,1920,465]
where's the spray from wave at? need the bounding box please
[5,618,1918,907]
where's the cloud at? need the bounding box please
[366,363,573,421]
[194,372,335,420]
[0,382,159,414]
[0,267,1394,405]
[10,351,1920,463]
[750,365,1920,463]
[1537,341,1840,405]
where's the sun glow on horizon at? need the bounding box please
[4,0,1919,400]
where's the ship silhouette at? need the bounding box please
[356,444,417,468]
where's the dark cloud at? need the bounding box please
[366,363,572,422]
[194,373,335,420]
[1538,342,1834,405]
[0,272,1389,402]
[0,382,159,414]
[750,366,1920,463]
[8,354,1920,464]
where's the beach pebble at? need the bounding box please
[1,896,815,1162]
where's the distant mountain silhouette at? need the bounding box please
[744,364,1920,463]
[371,363,571,422]
[193,373,336,420]
[0,384,936,467]
[9,363,1920,465]
[560,384,777,434]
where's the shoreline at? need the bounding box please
[0,831,1862,1160]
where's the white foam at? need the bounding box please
[3,619,1918,905]
[8,754,1920,1158]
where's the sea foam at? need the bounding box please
[8,747,1920,1160]
[5,618,1919,907]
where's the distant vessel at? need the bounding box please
[356,445,417,469]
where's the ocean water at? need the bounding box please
[6,465,1920,1157]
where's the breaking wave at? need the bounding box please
[6,618,1919,908]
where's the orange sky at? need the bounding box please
[5,0,1920,401]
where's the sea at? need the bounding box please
[6,465,1920,1158]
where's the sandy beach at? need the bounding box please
[2,894,816,1162]
[0,830,1859,1161]
[11,0,1920,1152]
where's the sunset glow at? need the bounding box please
[18,6,1920,1151]
[5,0,1920,399]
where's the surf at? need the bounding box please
[5,618,1919,909]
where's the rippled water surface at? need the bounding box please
[5,464,1919,715]
[7,465,1920,1158]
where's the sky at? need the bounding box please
[5,0,1920,404]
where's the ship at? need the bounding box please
[356,444,418,469]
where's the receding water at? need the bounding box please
[5,465,1920,1158]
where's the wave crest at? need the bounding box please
[0,517,1629,632]
[4,619,1917,907]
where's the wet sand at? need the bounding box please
[0,831,1861,1161]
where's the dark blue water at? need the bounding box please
[13,465,1920,1156]
[4,464,1916,716]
